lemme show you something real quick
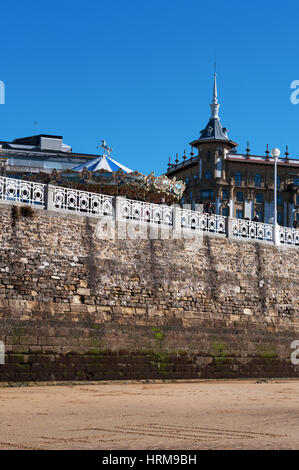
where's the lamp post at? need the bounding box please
[271,147,280,245]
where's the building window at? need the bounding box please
[235,172,242,186]
[222,189,228,199]
[256,193,263,203]
[205,170,212,180]
[255,174,261,188]
[236,191,243,202]
[277,176,280,189]
[222,207,229,217]
[256,210,263,222]
[236,210,243,219]
[185,178,189,185]
[277,194,282,206]
[277,212,282,224]
[294,177,299,187]
[296,195,299,206]
[296,212,299,221]
[200,189,214,199]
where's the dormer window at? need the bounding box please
[207,126,213,137]
[205,170,212,180]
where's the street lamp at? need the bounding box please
[271,147,280,245]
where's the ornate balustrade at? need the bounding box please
[180,209,226,234]
[0,176,45,206]
[119,198,173,226]
[231,218,274,243]
[0,176,298,247]
[51,186,113,217]
[279,226,299,246]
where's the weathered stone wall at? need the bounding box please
[0,203,298,381]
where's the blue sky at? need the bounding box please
[1,0,299,175]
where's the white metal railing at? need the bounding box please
[52,186,113,217]
[231,218,273,242]
[180,209,226,234]
[279,226,299,246]
[0,176,45,205]
[0,175,298,248]
[120,198,173,226]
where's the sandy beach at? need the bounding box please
[0,379,298,450]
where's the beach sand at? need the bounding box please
[0,379,298,450]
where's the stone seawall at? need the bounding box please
[0,204,298,381]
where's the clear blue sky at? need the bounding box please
[1,0,299,175]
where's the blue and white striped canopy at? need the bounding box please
[72,155,133,173]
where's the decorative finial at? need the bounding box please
[285,145,289,161]
[265,144,270,160]
[175,153,179,164]
[167,156,171,169]
[246,141,250,156]
[183,149,187,162]
[190,145,195,157]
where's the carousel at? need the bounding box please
[27,141,185,205]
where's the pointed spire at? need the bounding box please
[210,73,220,119]
[265,144,270,160]
[285,145,289,161]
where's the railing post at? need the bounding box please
[173,204,182,238]
[273,224,281,246]
[45,184,56,211]
[226,217,234,239]
[114,196,125,222]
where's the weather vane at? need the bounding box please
[97,139,112,156]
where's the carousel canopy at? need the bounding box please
[72,155,133,173]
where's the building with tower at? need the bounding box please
[165,74,299,227]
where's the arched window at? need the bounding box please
[255,174,261,188]
[294,177,299,187]
[235,172,242,186]
[205,170,212,180]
